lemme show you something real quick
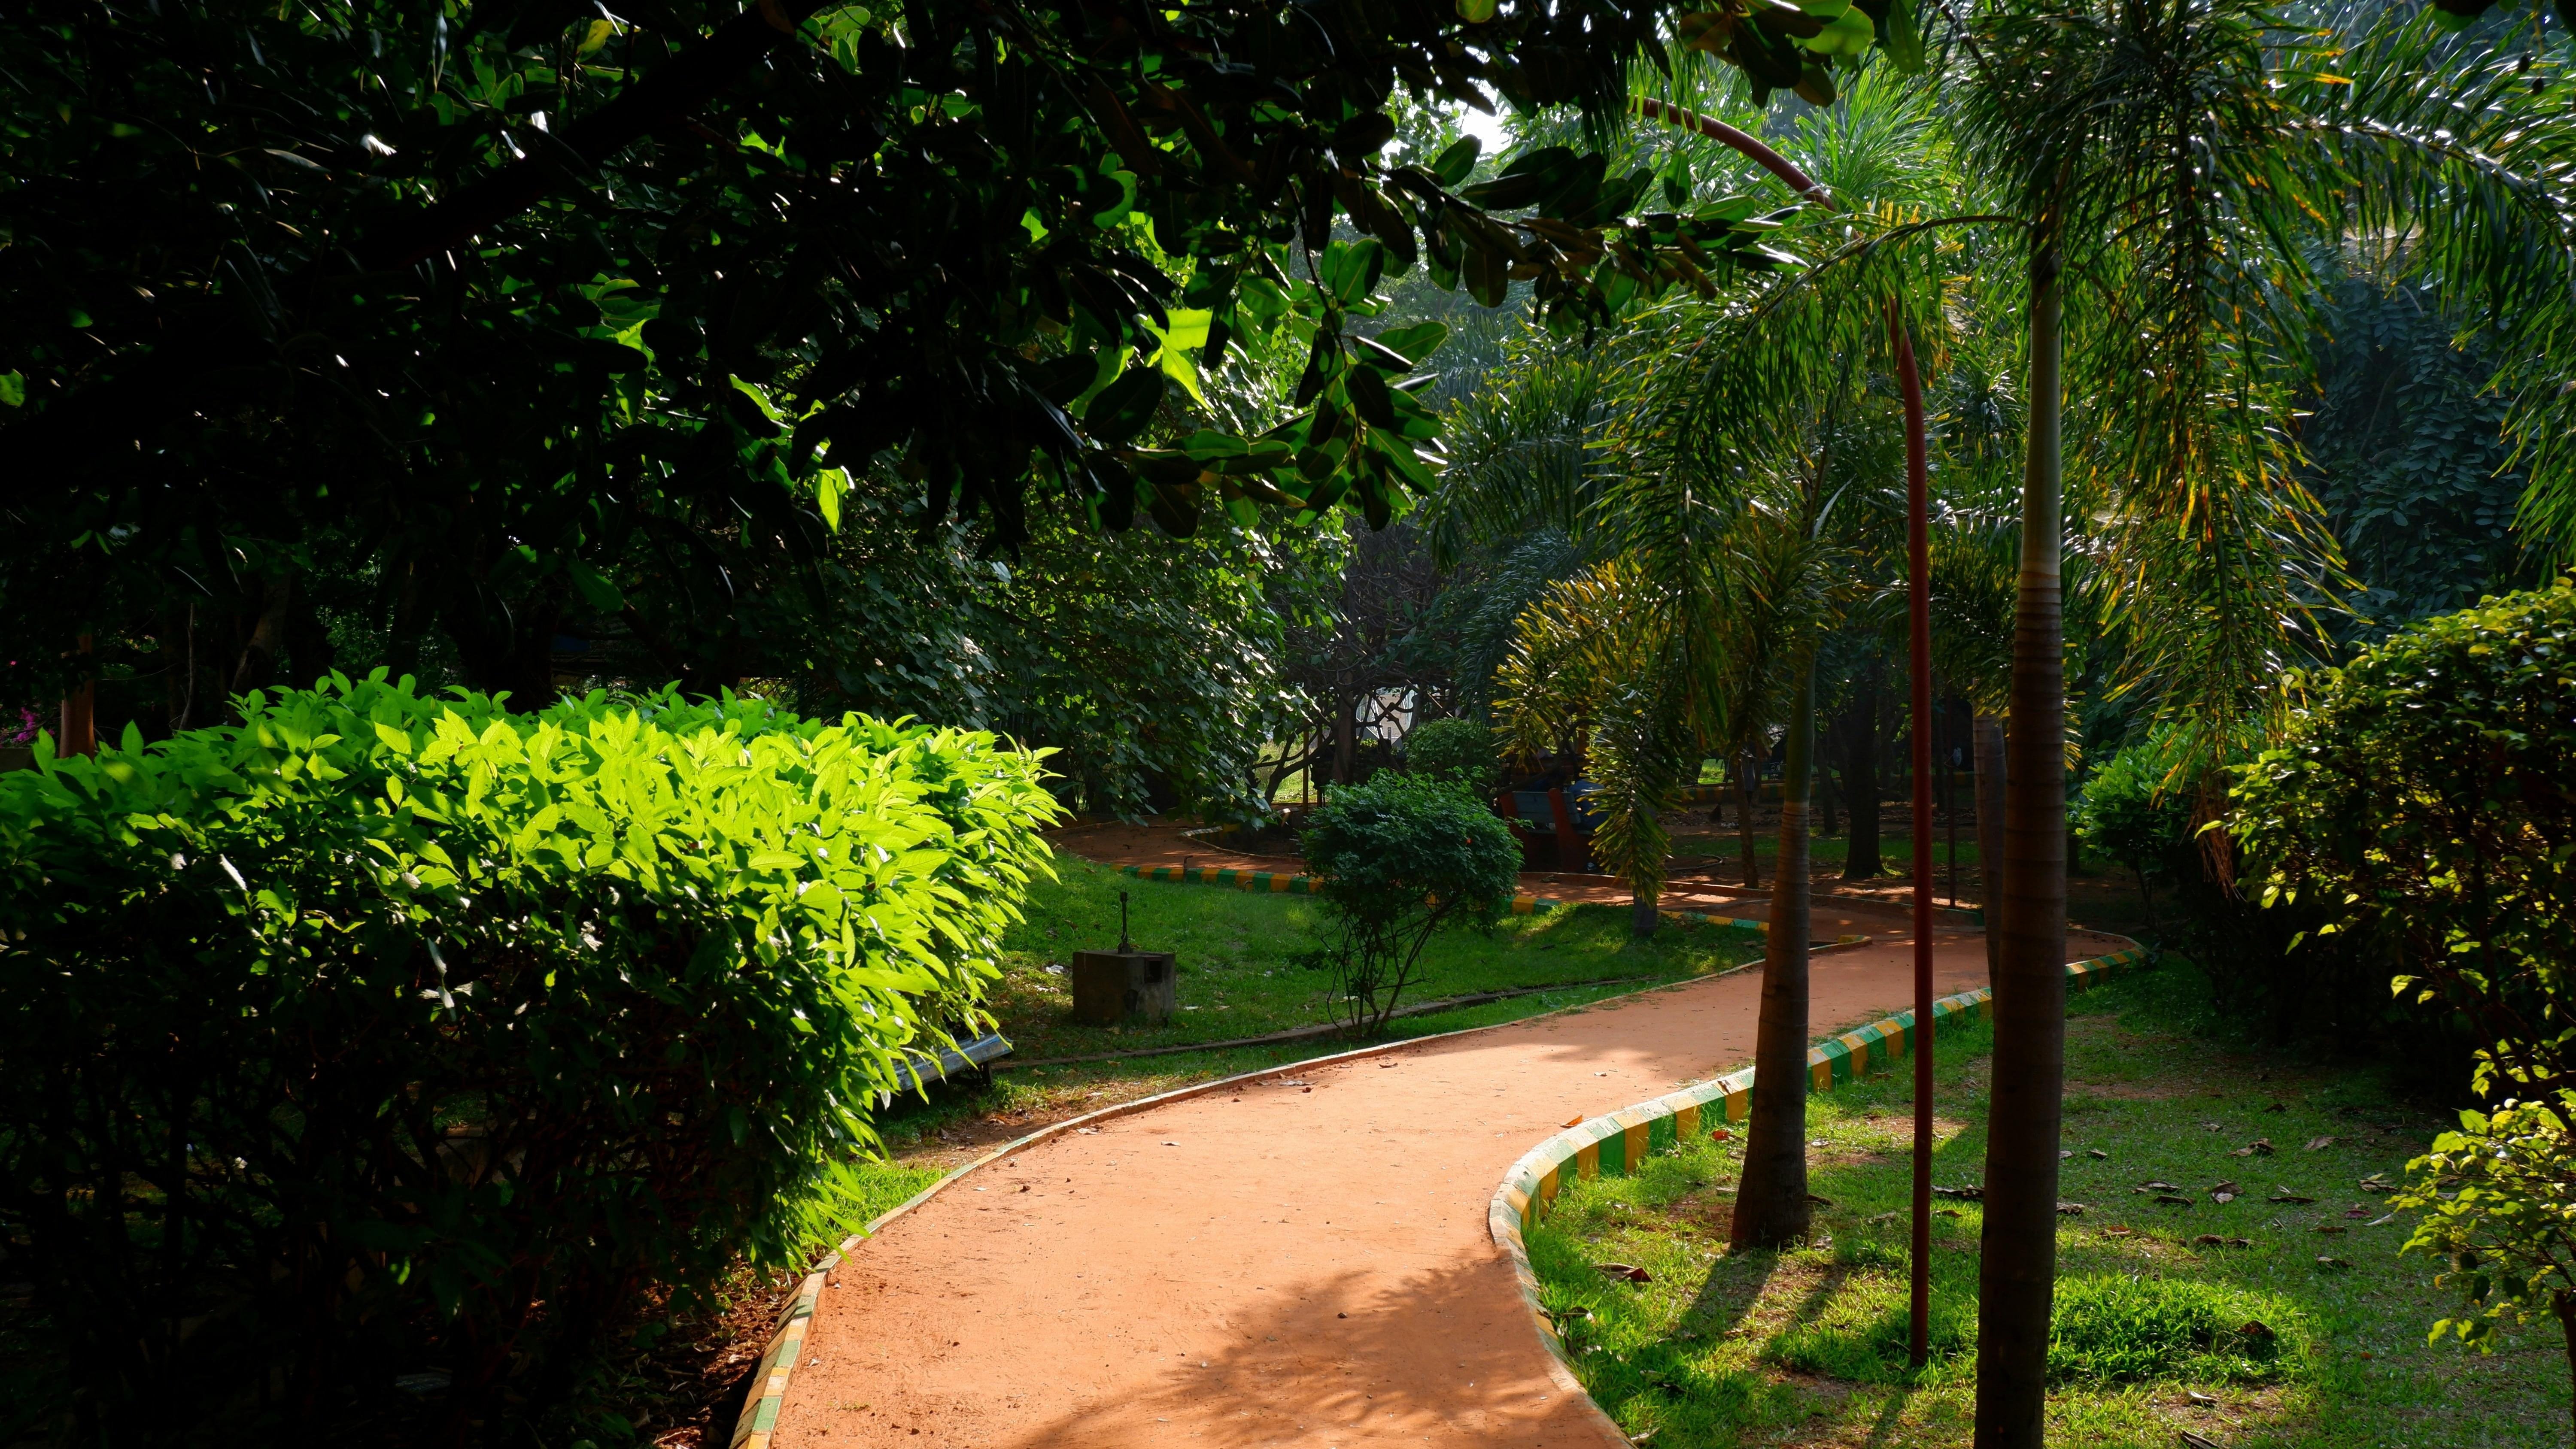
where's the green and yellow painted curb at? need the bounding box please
[1483,944,2154,1414]
[1116,861,1771,936]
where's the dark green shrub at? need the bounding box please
[0,675,1057,1444]
[1403,717,1501,791]
[1298,774,1519,1033]
[2076,728,2340,1048]
[2234,582,2576,1102]
[2072,728,2194,927]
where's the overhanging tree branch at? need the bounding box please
[356,0,832,271]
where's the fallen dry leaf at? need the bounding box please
[2087,1148,2109,1159]
[1593,1263,1652,1283]
[2306,1135,2338,1152]
[1562,1116,1584,1128]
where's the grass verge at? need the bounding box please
[1523,965,2567,1447]
[859,855,1767,1161]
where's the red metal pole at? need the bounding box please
[1893,305,1935,1368]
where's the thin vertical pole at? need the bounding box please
[1945,698,1961,908]
[1893,304,1936,1369]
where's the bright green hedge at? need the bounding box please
[0,675,1057,1440]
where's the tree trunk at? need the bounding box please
[1631,893,1659,938]
[1732,658,1815,1249]
[1736,749,1762,888]
[1843,669,1882,879]
[1332,700,1357,785]
[1975,712,2007,978]
[1975,245,2069,1449]
[2553,1288,2576,1446]
[1816,740,1840,837]
[228,573,295,698]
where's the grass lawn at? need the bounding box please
[860,856,1767,1158]
[1524,964,2568,1447]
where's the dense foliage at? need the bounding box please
[1401,715,1501,790]
[2304,275,2534,630]
[0,0,1858,709]
[0,676,1056,1442]
[1298,773,1517,1031]
[784,472,1343,818]
[2236,582,2576,1103]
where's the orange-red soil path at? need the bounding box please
[775,829,2123,1448]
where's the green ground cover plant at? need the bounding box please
[1525,967,2568,1446]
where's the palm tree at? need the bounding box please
[1599,64,1953,1248]
[1944,3,2573,1437]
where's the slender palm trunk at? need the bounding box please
[1975,713,2006,976]
[1737,750,1762,888]
[1975,246,2069,1449]
[1897,305,1936,1368]
[1732,662,1815,1249]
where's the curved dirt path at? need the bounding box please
[777,861,2131,1449]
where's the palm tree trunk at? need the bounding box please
[1737,750,1762,888]
[1975,246,2069,1449]
[1975,712,2006,976]
[1731,658,1815,1249]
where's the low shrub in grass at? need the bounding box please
[2046,1275,2300,1384]
[0,674,1056,1444]
[1299,774,1519,1033]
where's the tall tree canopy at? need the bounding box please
[0,0,1855,708]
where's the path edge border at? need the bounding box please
[1482,941,2154,1446]
[727,934,1856,1448]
